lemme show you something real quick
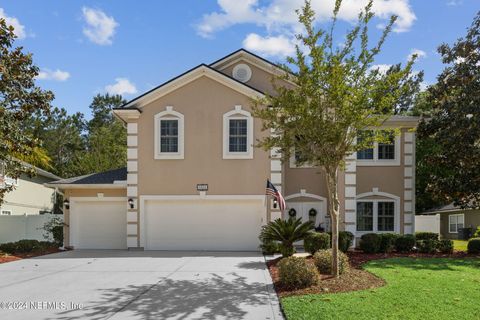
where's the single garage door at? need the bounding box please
[144,199,265,251]
[70,200,127,249]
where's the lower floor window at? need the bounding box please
[357,201,395,232]
[449,214,464,233]
[1,210,11,215]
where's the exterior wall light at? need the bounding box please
[273,198,278,209]
[63,199,70,210]
[128,198,134,209]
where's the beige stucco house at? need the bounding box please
[1,165,60,216]
[46,49,419,251]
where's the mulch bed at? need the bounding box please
[268,256,385,297]
[0,247,62,264]
[268,250,479,297]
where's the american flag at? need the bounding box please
[266,180,286,211]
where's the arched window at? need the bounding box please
[154,106,184,159]
[223,105,253,159]
[356,189,400,234]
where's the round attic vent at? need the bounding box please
[232,64,252,83]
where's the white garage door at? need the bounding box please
[143,199,265,251]
[70,200,127,249]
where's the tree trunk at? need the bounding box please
[325,166,340,277]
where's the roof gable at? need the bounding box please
[116,64,264,110]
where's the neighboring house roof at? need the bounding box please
[45,167,127,189]
[421,202,477,214]
[114,62,265,111]
[34,166,61,181]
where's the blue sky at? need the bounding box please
[1,0,478,118]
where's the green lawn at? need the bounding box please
[281,258,480,320]
[454,240,469,252]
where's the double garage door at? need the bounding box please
[70,198,264,251]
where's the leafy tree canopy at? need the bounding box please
[253,0,420,276]
[0,18,54,202]
[417,11,480,209]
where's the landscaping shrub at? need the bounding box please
[313,249,349,275]
[259,218,313,257]
[15,240,42,253]
[360,233,381,253]
[395,234,416,252]
[259,238,280,255]
[278,256,318,289]
[417,239,438,254]
[473,227,480,238]
[339,231,354,252]
[378,233,399,253]
[0,242,17,254]
[438,239,454,254]
[467,238,480,254]
[42,217,64,247]
[304,232,330,255]
[415,232,439,241]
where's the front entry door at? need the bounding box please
[286,201,325,230]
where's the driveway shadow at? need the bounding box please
[54,272,272,320]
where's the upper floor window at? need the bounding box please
[154,106,184,159]
[223,105,253,159]
[356,130,400,165]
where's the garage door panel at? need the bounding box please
[71,201,127,250]
[145,199,264,251]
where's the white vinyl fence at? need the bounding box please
[415,214,440,234]
[0,214,63,244]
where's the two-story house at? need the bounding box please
[46,49,419,251]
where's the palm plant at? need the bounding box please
[259,218,314,257]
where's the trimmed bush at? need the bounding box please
[360,233,381,253]
[278,256,318,289]
[467,238,480,254]
[438,239,454,254]
[415,232,439,241]
[339,231,354,252]
[259,238,280,255]
[0,242,17,254]
[417,239,438,254]
[378,233,399,253]
[15,240,41,253]
[313,249,350,275]
[473,227,480,238]
[304,232,330,255]
[395,234,416,252]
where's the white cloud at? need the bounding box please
[447,0,462,6]
[82,7,118,45]
[243,33,295,57]
[0,8,26,39]
[36,68,70,81]
[197,0,416,38]
[408,48,427,61]
[369,64,392,75]
[105,78,137,95]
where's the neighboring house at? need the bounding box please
[0,164,61,216]
[46,49,419,251]
[421,203,480,240]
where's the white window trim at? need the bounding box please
[356,190,400,235]
[356,134,401,166]
[448,213,465,234]
[154,106,184,160]
[223,105,253,159]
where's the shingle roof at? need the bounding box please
[48,167,126,185]
[421,202,477,214]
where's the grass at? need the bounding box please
[281,258,480,320]
[453,240,469,252]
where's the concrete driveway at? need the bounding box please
[0,250,282,320]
